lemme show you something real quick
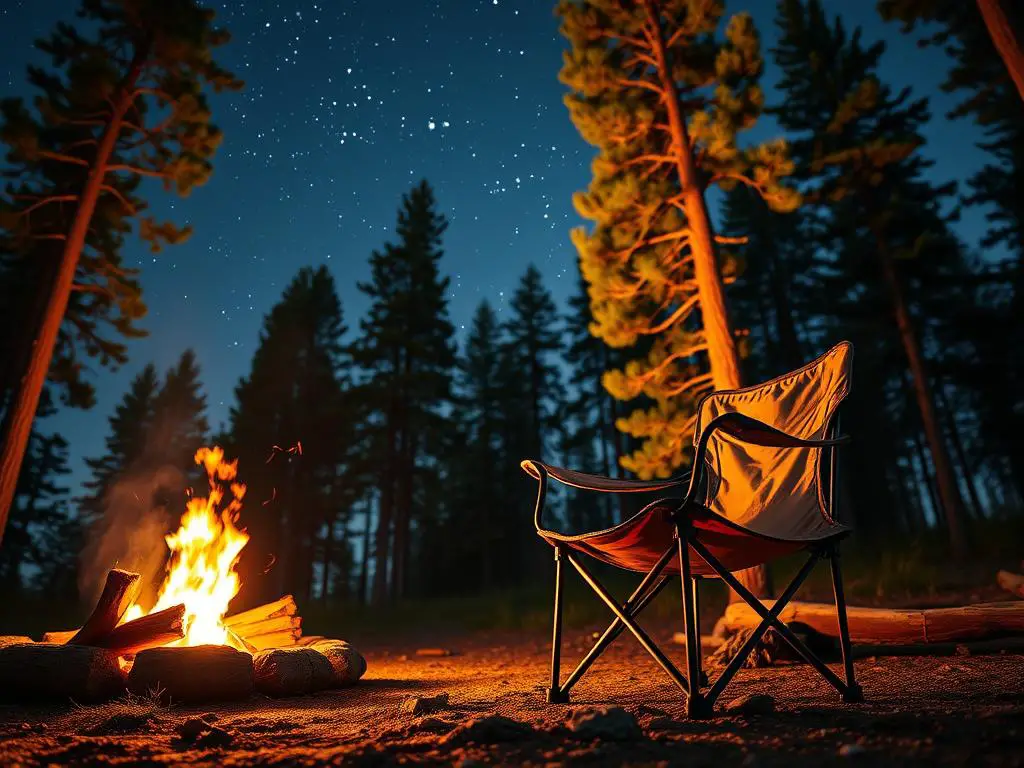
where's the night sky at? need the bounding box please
[0,0,991,492]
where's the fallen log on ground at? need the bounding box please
[70,569,141,646]
[253,640,365,697]
[127,645,254,703]
[92,604,186,655]
[997,570,1024,599]
[0,643,125,702]
[721,600,1024,644]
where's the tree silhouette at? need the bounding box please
[0,0,241,543]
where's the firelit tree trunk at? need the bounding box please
[881,251,968,558]
[0,60,144,545]
[643,0,767,600]
[976,0,1024,103]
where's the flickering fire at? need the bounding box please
[122,446,249,647]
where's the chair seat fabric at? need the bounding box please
[539,498,849,576]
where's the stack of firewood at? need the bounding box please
[37,572,308,653]
[223,594,303,650]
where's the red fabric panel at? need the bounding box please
[540,499,845,577]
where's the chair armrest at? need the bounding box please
[520,460,688,493]
[521,460,688,534]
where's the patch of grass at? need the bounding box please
[69,691,169,735]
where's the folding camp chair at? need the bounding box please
[521,341,863,718]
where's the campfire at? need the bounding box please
[0,447,365,704]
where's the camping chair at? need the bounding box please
[521,341,863,718]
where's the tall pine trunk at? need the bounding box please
[0,56,145,544]
[935,380,984,518]
[643,0,768,600]
[880,248,968,558]
[372,394,398,604]
[358,500,371,605]
[976,0,1024,103]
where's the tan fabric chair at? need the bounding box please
[522,342,863,717]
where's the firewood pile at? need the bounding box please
[0,568,365,703]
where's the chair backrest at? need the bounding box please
[691,342,853,538]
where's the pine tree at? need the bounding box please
[503,265,564,460]
[564,273,623,524]
[0,0,241,542]
[229,266,353,606]
[352,180,455,603]
[720,186,810,382]
[147,350,209,506]
[558,0,799,482]
[78,363,160,527]
[452,301,507,588]
[879,0,1024,502]
[0,394,72,594]
[774,0,972,555]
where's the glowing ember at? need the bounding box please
[123,446,249,646]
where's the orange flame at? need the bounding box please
[124,446,249,646]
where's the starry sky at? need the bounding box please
[0,0,993,492]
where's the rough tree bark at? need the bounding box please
[642,0,768,600]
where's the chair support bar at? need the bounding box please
[566,551,691,696]
[558,543,676,697]
[688,537,853,698]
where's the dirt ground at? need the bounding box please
[1,624,1022,767]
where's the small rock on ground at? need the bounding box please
[400,693,450,716]
[567,707,642,741]
[724,694,776,716]
[441,715,534,745]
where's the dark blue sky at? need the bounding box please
[0,0,990,492]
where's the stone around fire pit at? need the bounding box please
[127,644,255,703]
[253,639,366,697]
[0,643,125,703]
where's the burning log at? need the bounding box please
[245,629,302,650]
[92,604,186,655]
[41,630,77,644]
[721,600,1024,644]
[253,640,365,697]
[229,613,301,638]
[223,595,296,628]
[127,644,255,703]
[0,635,33,648]
[0,643,125,702]
[70,569,141,646]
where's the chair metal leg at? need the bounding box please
[829,546,864,703]
[677,525,711,718]
[691,575,708,688]
[547,545,569,703]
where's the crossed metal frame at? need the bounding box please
[532,411,864,718]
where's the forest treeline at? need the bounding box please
[0,0,1021,608]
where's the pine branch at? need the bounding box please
[100,184,138,215]
[37,150,90,167]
